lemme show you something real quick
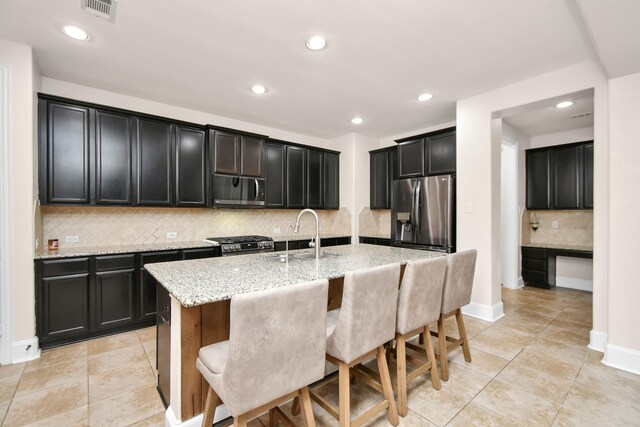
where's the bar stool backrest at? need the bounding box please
[224,279,329,415]
[441,250,477,315]
[327,264,400,364]
[397,256,448,334]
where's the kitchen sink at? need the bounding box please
[263,249,344,262]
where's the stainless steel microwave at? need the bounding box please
[212,175,265,207]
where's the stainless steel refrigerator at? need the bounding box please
[391,175,455,253]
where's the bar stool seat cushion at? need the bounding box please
[199,341,229,374]
[441,250,477,314]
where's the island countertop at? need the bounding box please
[145,243,444,307]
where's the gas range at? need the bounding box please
[205,235,274,256]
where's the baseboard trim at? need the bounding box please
[165,404,231,427]
[603,343,640,376]
[517,276,524,288]
[556,276,593,292]
[11,337,40,364]
[462,301,505,322]
[588,330,607,352]
[501,278,523,290]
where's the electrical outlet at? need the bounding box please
[464,202,473,213]
[273,228,281,234]
[552,221,559,229]
[166,232,177,239]
[65,236,79,243]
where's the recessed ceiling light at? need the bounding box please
[351,117,364,125]
[417,93,433,102]
[251,85,267,95]
[306,36,327,51]
[556,101,574,109]
[62,25,90,41]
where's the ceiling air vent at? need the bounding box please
[569,112,592,119]
[81,0,117,21]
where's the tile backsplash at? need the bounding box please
[42,206,352,248]
[522,209,593,247]
[359,207,391,237]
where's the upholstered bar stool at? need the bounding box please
[431,249,477,382]
[196,279,329,427]
[394,256,448,417]
[309,264,401,427]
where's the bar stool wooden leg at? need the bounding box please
[291,396,300,416]
[234,414,248,427]
[202,385,220,427]
[298,387,316,427]
[455,308,472,363]
[376,346,399,426]
[338,362,351,427]
[268,408,277,426]
[423,326,441,390]
[437,315,449,382]
[396,335,408,417]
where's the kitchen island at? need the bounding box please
[146,243,444,425]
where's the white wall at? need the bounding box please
[456,61,608,330]
[606,71,640,372]
[0,39,39,362]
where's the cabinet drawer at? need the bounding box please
[95,254,136,272]
[140,251,180,267]
[41,258,89,277]
[522,269,547,283]
[360,237,376,245]
[522,258,546,272]
[522,247,546,260]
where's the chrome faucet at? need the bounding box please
[293,209,321,260]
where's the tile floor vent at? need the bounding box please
[81,0,117,21]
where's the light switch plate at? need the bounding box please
[65,236,80,243]
[552,221,559,229]
[166,232,177,239]
[464,202,473,213]
[273,228,280,234]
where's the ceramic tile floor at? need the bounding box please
[1,286,639,426]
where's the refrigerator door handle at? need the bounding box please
[414,180,421,234]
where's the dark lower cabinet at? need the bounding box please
[273,236,351,252]
[359,236,392,246]
[135,118,174,206]
[36,246,219,349]
[139,251,180,320]
[265,142,286,208]
[521,247,551,289]
[95,269,135,330]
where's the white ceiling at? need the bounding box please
[503,91,594,137]
[0,1,637,139]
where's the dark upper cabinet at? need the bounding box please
[526,141,593,210]
[286,146,306,208]
[95,110,134,204]
[323,152,340,210]
[426,131,456,175]
[135,118,174,206]
[370,149,390,209]
[176,126,207,207]
[40,100,91,204]
[213,130,264,178]
[552,145,581,209]
[583,143,594,209]
[398,139,425,178]
[526,149,551,209]
[213,131,240,175]
[241,136,264,177]
[265,142,286,208]
[307,149,323,209]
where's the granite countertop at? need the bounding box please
[34,240,219,259]
[145,243,444,307]
[522,243,593,252]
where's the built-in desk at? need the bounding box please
[521,244,593,289]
